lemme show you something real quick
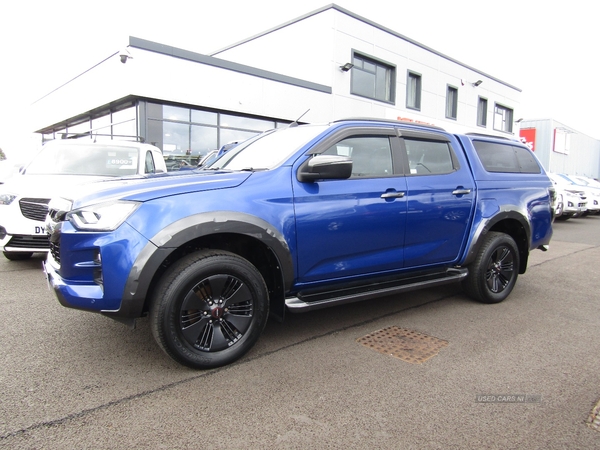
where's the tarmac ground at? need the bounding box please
[1,216,600,449]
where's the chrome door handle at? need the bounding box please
[452,189,471,196]
[381,191,405,199]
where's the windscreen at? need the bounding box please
[25,144,139,176]
[208,125,329,171]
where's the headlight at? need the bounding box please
[0,193,17,205]
[67,200,140,231]
[47,197,73,221]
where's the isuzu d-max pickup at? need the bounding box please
[44,119,554,369]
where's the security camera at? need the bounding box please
[119,48,132,64]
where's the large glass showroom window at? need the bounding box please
[42,105,137,142]
[145,103,286,170]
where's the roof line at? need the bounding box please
[128,37,332,94]
[211,3,521,92]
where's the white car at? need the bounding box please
[547,173,587,220]
[559,174,600,215]
[0,139,167,260]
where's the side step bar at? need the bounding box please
[285,268,468,313]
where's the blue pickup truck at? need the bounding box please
[44,119,554,369]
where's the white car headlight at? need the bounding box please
[67,200,140,231]
[0,193,17,205]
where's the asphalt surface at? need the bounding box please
[2,217,600,449]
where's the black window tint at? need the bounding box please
[473,141,540,173]
[405,139,456,175]
[323,136,393,178]
[513,145,541,174]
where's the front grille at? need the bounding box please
[19,198,51,221]
[49,239,60,264]
[7,234,50,250]
[48,220,63,265]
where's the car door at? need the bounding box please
[293,129,407,287]
[400,130,475,267]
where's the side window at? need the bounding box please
[473,141,541,173]
[145,150,156,174]
[513,145,541,173]
[405,139,456,175]
[472,141,541,173]
[323,136,393,178]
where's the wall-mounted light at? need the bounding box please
[340,62,354,72]
[472,80,483,87]
[119,48,133,64]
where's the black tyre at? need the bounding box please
[150,250,269,369]
[3,251,33,261]
[463,232,519,304]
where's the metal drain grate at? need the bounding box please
[587,398,600,431]
[357,326,449,364]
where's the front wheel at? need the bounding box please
[150,250,269,369]
[463,232,519,304]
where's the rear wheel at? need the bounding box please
[3,251,33,261]
[150,250,269,369]
[463,232,519,304]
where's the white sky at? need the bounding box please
[1,0,598,159]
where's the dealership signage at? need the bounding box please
[519,128,536,152]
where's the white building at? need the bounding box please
[519,119,600,178]
[30,4,523,167]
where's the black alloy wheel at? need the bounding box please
[180,273,253,352]
[463,231,519,304]
[485,245,515,294]
[151,250,269,369]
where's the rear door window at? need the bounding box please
[405,139,456,175]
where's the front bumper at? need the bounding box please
[44,220,151,315]
[0,198,50,254]
[563,200,587,215]
[43,257,106,312]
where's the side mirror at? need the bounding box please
[297,155,352,182]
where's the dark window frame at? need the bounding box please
[350,51,396,104]
[477,96,488,127]
[493,103,514,133]
[445,85,458,120]
[406,71,422,111]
